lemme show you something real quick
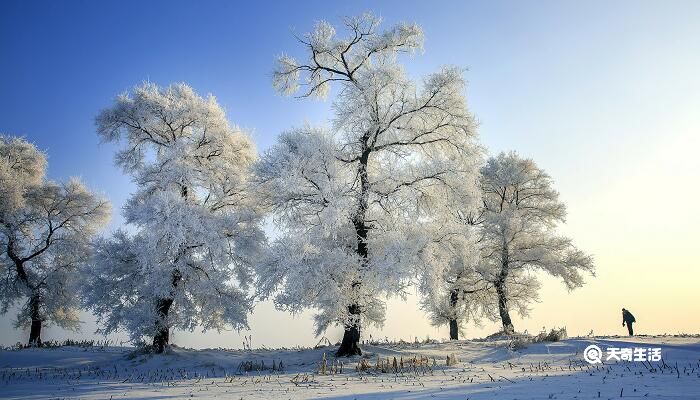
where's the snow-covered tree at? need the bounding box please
[0,135,110,345]
[259,14,481,356]
[417,225,495,340]
[84,83,264,353]
[474,152,595,334]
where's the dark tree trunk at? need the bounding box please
[152,271,180,354]
[336,304,362,357]
[495,281,514,335]
[152,187,189,354]
[449,319,459,340]
[337,148,372,358]
[449,288,459,340]
[152,298,173,354]
[10,257,42,347]
[28,294,42,346]
[496,246,515,335]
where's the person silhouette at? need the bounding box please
[622,308,636,336]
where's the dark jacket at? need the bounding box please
[622,310,636,324]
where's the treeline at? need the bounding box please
[0,13,593,355]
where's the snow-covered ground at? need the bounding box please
[1,335,698,399]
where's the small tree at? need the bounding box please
[261,14,481,356]
[416,176,505,341]
[474,152,595,334]
[0,135,110,345]
[418,227,495,340]
[84,83,264,353]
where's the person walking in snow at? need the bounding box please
[622,308,636,336]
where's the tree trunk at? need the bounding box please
[152,187,189,354]
[11,258,42,347]
[336,304,362,357]
[449,288,459,340]
[28,294,42,346]
[152,270,181,353]
[337,148,371,358]
[496,246,515,335]
[152,297,173,353]
[449,319,459,340]
[495,281,514,335]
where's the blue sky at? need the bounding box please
[2,0,697,193]
[2,1,699,347]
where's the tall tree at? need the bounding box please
[259,14,481,356]
[474,152,595,334]
[84,83,264,353]
[0,135,110,345]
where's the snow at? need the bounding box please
[1,336,698,399]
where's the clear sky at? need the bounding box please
[1,0,699,348]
